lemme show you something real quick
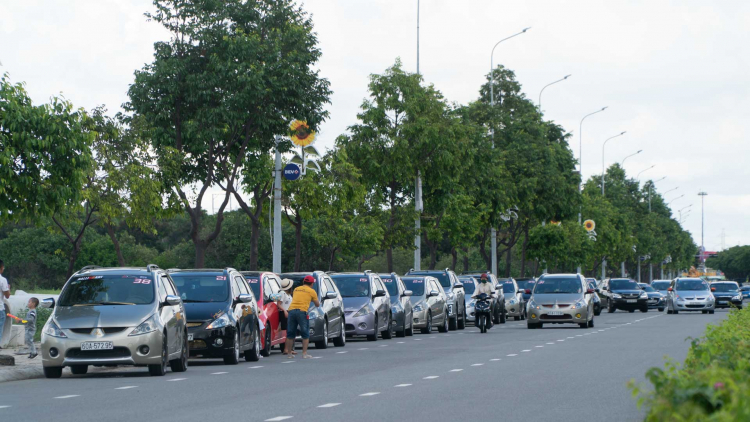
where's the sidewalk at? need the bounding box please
[0,342,44,383]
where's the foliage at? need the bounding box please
[707,246,750,282]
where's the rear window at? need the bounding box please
[409,271,450,288]
[402,277,426,296]
[330,276,370,298]
[610,279,639,290]
[502,282,515,293]
[712,283,739,292]
[171,274,230,302]
[459,278,476,294]
[59,275,155,306]
[651,281,670,291]
[379,276,400,296]
[518,280,536,290]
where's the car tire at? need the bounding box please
[709,310,715,314]
[521,308,527,320]
[315,321,329,349]
[738,306,743,310]
[448,314,457,331]
[594,306,602,316]
[674,310,679,314]
[578,322,588,328]
[333,320,346,347]
[499,309,506,324]
[527,321,538,329]
[640,307,648,313]
[260,324,272,357]
[607,300,615,313]
[658,307,665,312]
[244,325,261,362]
[667,309,673,314]
[223,329,241,365]
[628,309,635,313]
[43,366,63,379]
[514,315,521,321]
[588,318,594,328]
[382,316,393,340]
[70,365,88,375]
[458,306,466,329]
[405,315,414,336]
[148,333,168,376]
[367,315,378,341]
[438,310,449,333]
[169,332,189,372]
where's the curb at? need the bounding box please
[0,366,44,383]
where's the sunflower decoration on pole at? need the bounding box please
[584,219,597,241]
[288,120,322,176]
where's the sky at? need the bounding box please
[1,0,748,251]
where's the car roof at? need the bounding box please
[76,267,153,276]
[241,271,272,276]
[540,274,580,278]
[168,269,228,274]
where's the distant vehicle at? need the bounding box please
[741,285,750,301]
[638,283,665,312]
[525,274,595,329]
[402,276,449,334]
[41,265,189,378]
[666,278,715,314]
[379,273,414,337]
[516,277,536,304]
[709,281,742,310]
[280,271,346,349]
[406,269,466,330]
[241,271,287,356]
[598,278,649,313]
[651,280,671,293]
[498,278,526,320]
[474,293,493,333]
[330,272,392,341]
[587,280,602,316]
[170,268,261,365]
[463,272,505,324]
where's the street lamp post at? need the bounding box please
[698,191,708,269]
[601,131,627,196]
[667,194,684,206]
[487,26,530,276]
[647,176,666,213]
[636,165,656,180]
[538,74,571,110]
[621,149,642,166]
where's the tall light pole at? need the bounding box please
[636,165,655,180]
[414,0,422,271]
[667,194,684,206]
[601,131,627,195]
[621,149,642,166]
[647,176,666,213]
[538,74,571,110]
[577,106,607,275]
[487,26,530,276]
[698,191,708,269]
[272,136,283,273]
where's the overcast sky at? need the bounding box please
[2,0,748,251]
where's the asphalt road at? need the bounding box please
[0,308,729,422]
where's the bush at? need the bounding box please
[17,306,52,342]
[631,307,750,420]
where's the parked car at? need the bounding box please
[241,271,287,356]
[463,272,505,324]
[169,268,261,364]
[525,273,595,329]
[379,273,414,337]
[638,283,666,312]
[517,277,536,304]
[330,271,392,341]
[460,276,478,325]
[666,278,715,314]
[651,280,671,293]
[587,280,602,316]
[709,281,743,310]
[41,265,189,378]
[280,271,346,348]
[406,269,466,330]
[741,285,750,301]
[598,278,649,313]
[401,276,449,334]
[498,278,526,320]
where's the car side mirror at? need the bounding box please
[667,287,673,292]
[374,289,386,298]
[325,291,338,300]
[428,290,439,298]
[711,287,716,292]
[402,290,413,297]
[41,298,55,309]
[237,294,254,304]
[165,295,182,306]
[454,282,463,289]
[524,289,531,295]
[585,289,594,295]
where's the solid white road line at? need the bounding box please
[55,395,80,399]
[211,372,228,375]
[265,416,293,421]
[318,403,341,408]
[167,378,186,382]
[360,392,381,396]
[394,384,412,387]
[423,376,439,379]
[115,386,138,390]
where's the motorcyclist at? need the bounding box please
[472,273,496,328]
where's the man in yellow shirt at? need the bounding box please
[285,275,320,359]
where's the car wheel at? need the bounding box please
[260,324,272,357]
[588,317,594,328]
[382,316,393,339]
[333,319,346,347]
[499,308,506,324]
[315,321,329,349]
[448,313,457,331]
[526,321,537,329]
[148,333,168,376]
[70,365,88,375]
[738,306,743,310]
[405,315,414,336]
[658,307,665,312]
[607,299,615,313]
[244,325,261,362]
[421,312,432,334]
[170,332,189,372]
[674,309,679,314]
[458,306,466,329]
[514,315,521,321]
[640,307,648,313]
[667,308,673,314]
[43,366,63,379]
[367,315,378,341]
[628,309,635,313]
[709,310,715,314]
[594,305,602,316]
[438,310,449,333]
[578,322,588,328]
[223,329,240,365]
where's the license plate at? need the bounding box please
[81,341,113,351]
[547,311,563,316]
[188,333,194,341]
[717,301,726,304]
[626,299,637,303]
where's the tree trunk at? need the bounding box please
[294,216,302,272]
[66,241,82,280]
[248,218,261,270]
[451,248,457,271]
[520,224,529,277]
[504,244,512,277]
[328,248,338,271]
[532,259,539,277]
[106,223,125,267]
[194,241,208,268]
[462,247,470,272]
[386,248,393,273]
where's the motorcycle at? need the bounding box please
[474,293,493,333]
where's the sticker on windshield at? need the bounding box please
[77,276,103,280]
[411,279,423,283]
[133,278,151,284]
[248,278,259,283]
[360,278,368,282]
[537,280,545,284]
[216,276,227,281]
[505,281,513,284]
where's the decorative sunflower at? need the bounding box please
[584,220,596,232]
[550,220,561,226]
[290,120,316,147]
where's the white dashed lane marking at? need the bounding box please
[281,361,295,364]
[249,366,264,369]
[211,372,228,375]
[546,342,555,345]
[379,345,388,347]
[490,358,501,361]
[521,350,531,352]
[360,392,381,396]
[358,348,369,350]
[55,395,80,399]
[397,341,405,344]
[318,403,341,408]
[336,351,347,354]
[167,378,186,382]
[507,354,518,357]
[450,369,463,372]
[394,384,412,388]
[471,363,484,366]
[115,386,138,390]
[535,345,544,348]
[265,417,293,421]
[423,376,439,380]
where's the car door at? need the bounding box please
[374,276,389,330]
[598,279,609,304]
[156,275,179,356]
[232,274,252,349]
[265,275,284,342]
[323,277,341,335]
[318,277,333,331]
[425,279,439,321]
[667,279,676,308]
[450,271,464,311]
[163,274,186,355]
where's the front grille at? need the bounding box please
[540,314,572,320]
[345,324,356,331]
[69,327,128,334]
[66,347,131,359]
[187,322,204,328]
[189,340,207,349]
[542,304,570,309]
[686,304,705,309]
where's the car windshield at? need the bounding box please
[639,284,656,293]
[331,276,370,298]
[534,277,582,294]
[402,277,426,296]
[588,281,597,290]
[712,283,738,292]
[409,271,451,288]
[281,274,320,295]
[243,275,261,298]
[651,281,670,291]
[519,280,536,290]
[59,275,155,306]
[610,279,639,290]
[379,276,400,296]
[675,279,709,291]
[502,282,515,293]
[460,279,476,294]
[742,286,750,291]
[171,274,230,302]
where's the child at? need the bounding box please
[13,298,38,359]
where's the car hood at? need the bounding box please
[612,289,643,295]
[343,297,371,313]
[54,304,155,329]
[646,292,663,299]
[530,294,583,305]
[183,302,231,322]
[713,292,738,297]
[409,296,427,307]
[675,290,712,299]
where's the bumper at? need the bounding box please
[412,309,429,328]
[611,298,648,310]
[646,299,665,309]
[526,307,590,325]
[343,312,377,336]
[42,327,163,368]
[673,301,715,311]
[505,301,523,317]
[188,324,236,358]
[446,300,456,318]
[714,298,742,308]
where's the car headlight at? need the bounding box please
[43,319,67,338]
[205,313,231,330]
[446,291,455,301]
[354,305,372,317]
[573,300,585,309]
[639,292,648,299]
[509,298,517,305]
[612,293,622,299]
[528,299,540,310]
[129,314,161,336]
[733,295,742,300]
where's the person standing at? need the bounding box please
[275,278,295,354]
[13,298,38,358]
[284,275,320,359]
[0,260,9,348]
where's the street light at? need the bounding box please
[646,176,666,213]
[487,26,530,276]
[621,149,642,166]
[601,131,627,195]
[539,74,571,110]
[698,191,708,269]
[636,165,655,180]
[662,186,678,196]
[577,106,607,275]
[667,194,685,206]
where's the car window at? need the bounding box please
[162,275,177,296]
[459,278,476,295]
[675,279,709,291]
[330,275,370,297]
[651,281,671,290]
[402,277,425,296]
[502,280,516,294]
[711,283,739,292]
[375,278,387,293]
[171,274,231,302]
[157,277,169,302]
[534,276,583,294]
[323,278,335,296]
[267,277,281,294]
[610,279,639,290]
[380,276,400,296]
[234,276,249,295]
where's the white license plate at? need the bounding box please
[188,333,194,341]
[547,311,564,316]
[717,301,726,304]
[81,341,113,351]
[626,299,637,303]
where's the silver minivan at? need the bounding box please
[41,265,188,378]
[402,276,449,334]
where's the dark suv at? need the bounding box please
[280,271,346,349]
[168,268,261,364]
[406,269,466,330]
[598,278,649,313]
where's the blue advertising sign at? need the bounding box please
[283,163,301,181]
